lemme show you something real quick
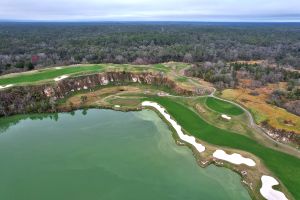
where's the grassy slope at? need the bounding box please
[149,97,300,199]
[0,65,104,85]
[205,97,244,116]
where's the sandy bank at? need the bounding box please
[54,75,69,82]
[142,101,205,153]
[260,176,288,200]
[0,84,13,89]
[213,150,256,167]
[221,114,231,120]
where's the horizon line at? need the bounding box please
[1,20,300,23]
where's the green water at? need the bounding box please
[0,109,251,200]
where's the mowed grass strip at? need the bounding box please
[0,65,104,85]
[148,97,300,199]
[0,64,168,86]
[205,97,244,116]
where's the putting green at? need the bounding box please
[205,97,244,116]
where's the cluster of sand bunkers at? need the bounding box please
[142,101,288,200]
[0,70,288,200]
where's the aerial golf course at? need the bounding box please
[0,62,299,200]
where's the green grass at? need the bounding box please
[176,76,188,82]
[148,97,300,200]
[205,97,244,116]
[0,65,104,85]
[249,108,268,124]
[0,64,172,86]
[152,64,169,72]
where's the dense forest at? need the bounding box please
[1,22,300,74]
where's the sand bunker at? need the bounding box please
[114,105,121,108]
[142,101,205,153]
[142,101,288,200]
[221,114,231,120]
[213,150,256,167]
[54,75,69,82]
[260,176,288,200]
[55,67,62,69]
[0,84,13,89]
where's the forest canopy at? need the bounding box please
[1,22,300,74]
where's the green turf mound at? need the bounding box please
[206,97,244,116]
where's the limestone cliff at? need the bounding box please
[0,72,195,116]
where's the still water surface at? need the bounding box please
[0,109,251,200]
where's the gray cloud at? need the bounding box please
[0,0,300,21]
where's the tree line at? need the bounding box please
[1,22,300,74]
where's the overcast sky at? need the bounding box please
[1,0,300,22]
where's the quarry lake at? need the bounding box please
[0,109,250,200]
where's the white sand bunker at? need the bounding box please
[55,67,62,69]
[54,75,69,82]
[0,84,13,89]
[221,114,231,120]
[260,176,288,200]
[142,101,205,153]
[114,105,121,108]
[213,150,256,167]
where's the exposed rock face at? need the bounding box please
[0,72,194,117]
[261,122,300,148]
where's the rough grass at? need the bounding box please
[152,64,170,72]
[175,76,188,82]
[248,108,268,124]
[205,97,244,116]
[62,86,142,107]
[221,88,300,134]
[0,65,104,85]
[148,97,300,200]
[109,98,142,106]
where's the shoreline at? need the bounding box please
[0,99,293,200]
[141,101,288,200]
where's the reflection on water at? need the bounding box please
[0,109,94,134]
